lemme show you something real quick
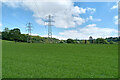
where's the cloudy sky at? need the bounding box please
[1,0,118,40]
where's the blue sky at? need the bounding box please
[1,1,118,40]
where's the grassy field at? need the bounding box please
[2,40,118,78]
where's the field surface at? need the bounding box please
[2,40,118,78]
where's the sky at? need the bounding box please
[0,0,119,40]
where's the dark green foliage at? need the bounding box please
[2,27,59,43]
[2,27,10,40]
[60,41,64,43]
[67,39,74,43]
[9,28,21,42]
[106,37,119,42]
[2,28,22,42]
[79,40,90,44]
[95,38,109,44]
[1,27,119,44]
[109,41,116,44]
[19,34,28,42]
[0,31,1,39]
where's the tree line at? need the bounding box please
[64,38,119,44]
[0,27,120,44]
[1,27,59,43]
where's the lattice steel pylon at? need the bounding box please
[48,15,52,38]
[26,22,32,43]
[45,15,54,43]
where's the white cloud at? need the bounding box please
[73,6,86,14]
[87,24,96,27]
[52,35,67,40]
[86,7,96,14]
[31,33,39,36]
[86,16,101,22]
[114,15,118,25]
[2,0,22,8]
[86,16,93,21]
[79,7,86,14]
[59,24,118,39]
[36,19,45,25]
[74,17,85,25]
[0,23,2,27]
[94,19,102,22]
[89,16,93,20]
[2,0,97,28]
[73,7,96,15]
[111,4,118,9]
[41,35,67,40]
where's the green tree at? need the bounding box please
[95,38,109,44]
[4,27,9,33]
[9,28,21,42]
[67,39,74,43]
[109,41,116,44]
[2,27,10,40]
[19,34,27,42]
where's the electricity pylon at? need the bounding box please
[26,22,32,43]
[45,15,54,43]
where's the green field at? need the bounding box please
[2,40,118,78]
